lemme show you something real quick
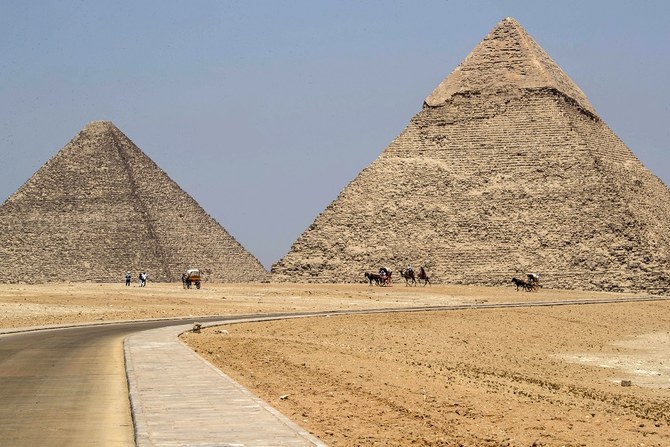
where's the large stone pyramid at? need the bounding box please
[0,121,268,283]
[272,18,670,294]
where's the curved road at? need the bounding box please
[0,296,667,446]
[0,317,246,446]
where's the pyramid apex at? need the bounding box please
[425,18,596,116]
[83,120,118,132]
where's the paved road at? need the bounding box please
[0,296,666,446]
[0,317,243,446]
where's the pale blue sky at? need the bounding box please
[1,1,669,268]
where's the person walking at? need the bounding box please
[125,271,131,286]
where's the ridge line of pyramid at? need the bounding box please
[513,19,552,84]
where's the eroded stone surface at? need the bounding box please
[0,121,268,283]
[272,18,670,294]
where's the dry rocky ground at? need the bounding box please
[1,282,668,446]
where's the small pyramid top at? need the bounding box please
[425,17,596,116]
[84,120,116,130]
[78,120,120,141]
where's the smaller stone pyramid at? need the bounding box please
[0,121,268,283]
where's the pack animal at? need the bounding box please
[417,267,431,286]
[377,268,392,287]
[399,269,417,286]
[511,277,530,291]
[365,272,381,286]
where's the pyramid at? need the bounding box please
[0,121,268,283]
[272,18,670,294]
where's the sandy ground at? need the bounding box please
[2,282,669,446]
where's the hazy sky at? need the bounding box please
[2,1,669,269]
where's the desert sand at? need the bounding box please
[2,282,668,446]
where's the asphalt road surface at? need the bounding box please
[1,297,665,446]
[0,317,235,447]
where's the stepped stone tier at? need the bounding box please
[0,121,268,283]
[272,18,670,294]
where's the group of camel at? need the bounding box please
[365,267,431,287]
[365,268,541,291]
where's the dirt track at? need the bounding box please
[2,283,669,446]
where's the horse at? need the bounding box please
[399,269,417,286]
[378,269,392,287]
[417,267,431,286]
[365,272,381,286]
[511,277,530,292]
[376,268,392,287]
[384,271,392,286]
[526,273,541,292]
